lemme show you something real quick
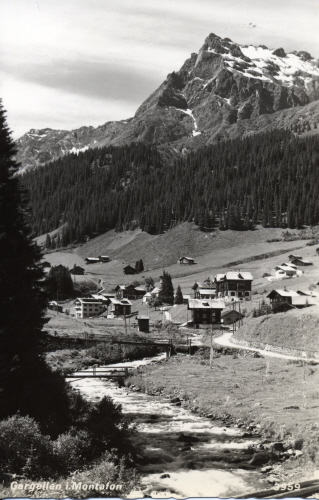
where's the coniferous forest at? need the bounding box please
[21,130,319,245]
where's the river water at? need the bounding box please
[68,354,268,498]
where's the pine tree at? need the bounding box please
[45,233,51,249]
[174,285,183,304]
[0,101,49,419]
[158,270,174,305]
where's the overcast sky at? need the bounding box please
[1,0,318,139]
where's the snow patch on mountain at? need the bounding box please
[177,108,201,136]
[69,145,89,155]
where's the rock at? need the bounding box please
[170,397,181,404]
[177,433,199,443]
[249,452,272,466]
[261,465,273,473]
[272,442,284,452]
[160,474,170,479]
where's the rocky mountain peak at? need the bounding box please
[16,33,319,171]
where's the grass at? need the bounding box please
[125,352,319,435]
[234,309,319,353]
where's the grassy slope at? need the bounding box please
[127,354,319,432]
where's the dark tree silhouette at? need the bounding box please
[174,285,184,304]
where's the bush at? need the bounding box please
[53,428,93,474]
[0,415,55,478]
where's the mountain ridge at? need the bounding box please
[16,33,319,171]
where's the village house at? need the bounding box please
[192,281,216,298]
[99,255,110,262]
[70,265,85,275]
[221,308,244,325]
[288,254,302,261]
[85,257,100,264]
[90,294,109,305]
[108,298,132,316]
[177,256,195,265]
[275,264,297,277]
[187,298,225,329]
[267,289,316,312]
[142,287,161,303]
[290,258,313,266]
[74,298,105,318]
[48,301,63,313]
[123,265,137,275]
[115,284,146,300]
[215,271,253,300]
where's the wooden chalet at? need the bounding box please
[108,298,132,316]
[115,284,146,300]
[290,258,312,266]
[123,265,137,275]
[99,255,110,262]
[177,256,195,265]
[267,289,316,310]
[215,271,253,300]
[221,309,244,325]
[288,254,302,261]
[85,257,100,264]
[48,301,63,313]
[187,299,225,329]
[70,265,85,275]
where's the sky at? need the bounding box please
[1,0,319,139]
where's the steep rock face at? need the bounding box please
[16,33,319,170]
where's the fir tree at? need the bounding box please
[174,285,183,304]
[158,270,174,305]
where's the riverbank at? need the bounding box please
[124,350,319,484]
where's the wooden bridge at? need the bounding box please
[50,332,194,355]
[67,366,135,379]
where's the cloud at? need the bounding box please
[3,58,163,104]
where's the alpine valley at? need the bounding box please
[16,33,319,172]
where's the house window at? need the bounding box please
[231,292,236,296]
[245,292,250,296]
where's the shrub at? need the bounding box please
[0,415,54,478]
[53,428,93,474]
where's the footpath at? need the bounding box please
[214,331,318,362]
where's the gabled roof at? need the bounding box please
[134,286,146,292]
[198,289,215,295]
[281,263,297,269]
[109,298,132,305]
[291,296,316,306]
[151,287,160,294]
[179,256,194,261]
[215,272,253,281]
[75,298,103,304]
[267,289,299,298]
[188,299,225,309]
[221,309,244,317]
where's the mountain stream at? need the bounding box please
[68,354,268,498]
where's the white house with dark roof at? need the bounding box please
[74,298,105,318]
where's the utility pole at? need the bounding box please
[210,324,214,369]
[124,313,127,335]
